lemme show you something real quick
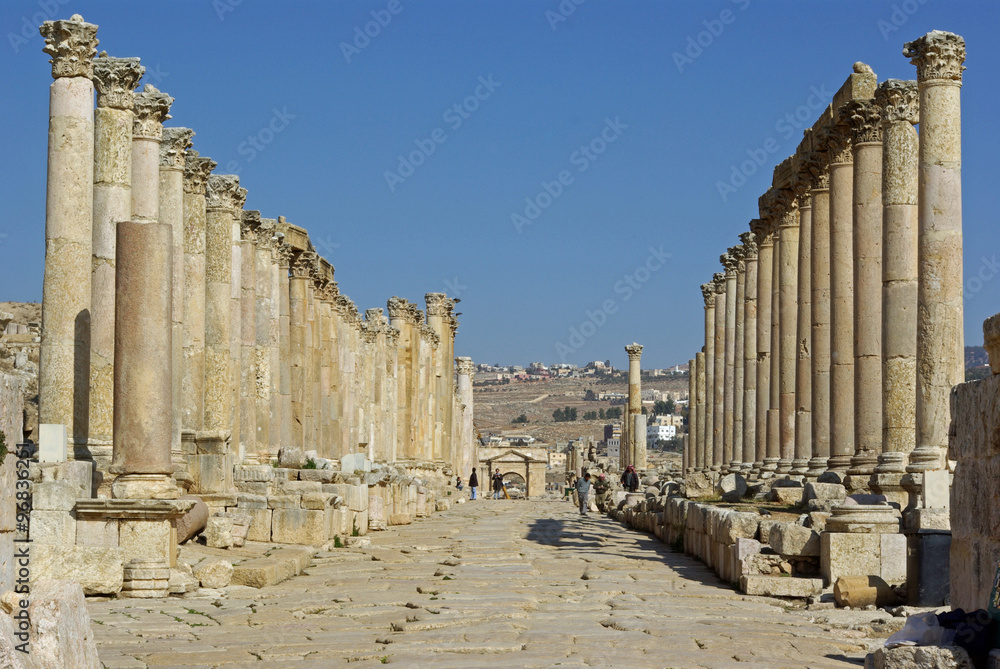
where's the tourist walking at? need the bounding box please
[621,465,639,492]
[576,473,592,515]
[468,467,479,500]
[492,469,504,499]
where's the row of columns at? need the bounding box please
[37,15,477,500]
[688,32,965,498]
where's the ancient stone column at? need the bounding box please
[276,235,293,455]
[39,15,98,458]
[905,31,966,474]
[827,125,855,475]
[160,128,192,467]
[388,298,413,459]
[753,223,774,474]
[695,350,707,472]
[766,223,781,473]
[700,284,716,472]
[793,187,812,476]
[625,343,643,470]
[846,100,884,479]
[875,79,919,474]
[238,212,258,463]
[807,159,832,478]
[712,274,727,471]
[739,231,758,471]
[721,252,738,473]
[111,83,176,498]
[203,175,245,444]
[731,247,746,473]
[774,193,799,475]
[317,283,335,459]
[687,356,697,473]
[90,55,144,467]
[181,152,215,444]
[264,222,283,461]
[251,218,275,463]
[289,251,315,451]
[456,357,475,477]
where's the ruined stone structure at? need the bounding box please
[685,32,965,505]
[27,15,474,592]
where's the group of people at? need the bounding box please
[456,467,506,500]
[573,465,639,515]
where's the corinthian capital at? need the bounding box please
[712,272,726,293]
[183,150,216,195]
[160,127,193,169]
[738,231,758,260]
[904,30,966,83]
[749,218,773,247]
[826,123,853,165]
[40,14,98,79]
[240,210,261,242]
[845,100,882,145]
[133,85,173,140]
[701,283,717,307]
[425,292,449,317]
[92,54,143,109]
[206,174,246,212]
[875,79,919,126]
[291,251,317,279]
[625,343,643,361]
[387,296,410,321]
[456,357,475,377]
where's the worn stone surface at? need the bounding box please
[86,500,870,667]
[31,544,124,595]
[28,579,101,669]
[866,645,973,669]
[769,522,820,557]
[194,558,233,589]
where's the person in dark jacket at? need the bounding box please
[491,469,504,499]
[621,465,639,492]
[468,468,479,500]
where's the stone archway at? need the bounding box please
[502,472,526,498]
[482,448,547,499]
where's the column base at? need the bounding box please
[789,458,809,476]
[774,459,793,475]
[846,450,878,477]
[842,473,873,494]
[727,460,742,474]
[826,454,852,475]
[906,446,944,473]
[761,458,778,472]
[870,472,921,512]
[804,457,828,479]
[112,473,179,500]
[875,451,907,474]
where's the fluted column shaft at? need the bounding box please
[793,195,812,475]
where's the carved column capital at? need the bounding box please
[456,357,475,377]
[625,343,643,361]
[875,79,919,126]
[40,14,98,79]
[160,128,193,170]
[904,30,966,84]
[738,231,758,260]
[749,218,774,247]
[712,272,727,294]
[183,151,216,195]
[276,241,293,268]
[846,100,883,145]
[240,210,261,242]
[387,296,409,321]
[92,54,143,109]
[826,123,853,165]
[290,251,317,278]
[133,85,173,140]
[425,292,449,317]
[701,283,717,308]
[205,174,246,212]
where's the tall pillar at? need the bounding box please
[739,231,758,472]
[695,350,707,472]
[90,55,143,468]
[687,357,697,473]
[317,284,335,459]
[721,252,738,473]
[455,356,474,476]
[625,343,643,470]
[111,83,176,498]
[181,152,214,447]
[237,212,258,463]
[793,187,812,476]
[774,193,799,474]
[289,251,315,451]
[388,298,414,460]
[160,128,192,467]
[827,125,855,475]
[905,31,966,474]
[846,100,884,479]
[731,247,746,473]
[252,218,275,463]
[203,175,245,444]
[766,223,781,473]
[875,79,919,474]
[752,223,774,474]
[39,15,98,458]
[807,159,832,478]
[712,274,727,471]
[276,236,293,456]
[426,294,453,463]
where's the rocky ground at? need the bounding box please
[88,497,880,668]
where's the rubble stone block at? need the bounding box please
[194,559,233,589]
[271,508,327,546]
[821,532,880,585]
[740,575,822,598]
[204,516,234,548]
[771,486,804,504]
[30,510,76,545]
[803,482,847,503]
[31,545,124,595]
[28,579,100,668]
[718,473,748,502]
[770,522,820,557]
[865,646,973,669]
[243,508,272,543]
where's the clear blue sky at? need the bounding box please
[1,1,997,369]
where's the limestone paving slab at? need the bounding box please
[88,499,874,667]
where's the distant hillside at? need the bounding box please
[966,346,988,369]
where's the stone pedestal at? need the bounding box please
[75,498,196,570]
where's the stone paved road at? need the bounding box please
[90,499,874,668]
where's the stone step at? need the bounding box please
[230,546,316,588]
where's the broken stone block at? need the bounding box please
[121,558,171,599]
[267,494,301,509]
[194,559,234,589]
[803,482,846,504]
[769,522,820,557]
[720,511,759,544]
[32,480,78,511]
[865,645,973,669]
[168,568,199,595]
[271,509,327,546]
[740,575,822,598]
[31,545,124,595]
[176,496,209,544]
[298,469,337,484]
[0,613,30,668]
[435,499,450,512]
[834,575,897,608]
[28,580,100,668]
[684,472,715,499]
[277,447,306,469]
[369,495,387,531]
[204,516,234,549]
[243,508,272,543]
[718,473,748,502]
[771,486,804,505]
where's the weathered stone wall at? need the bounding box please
[949,372,1000,611]
[0,372,24,451]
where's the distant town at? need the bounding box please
[472,359,690,383]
